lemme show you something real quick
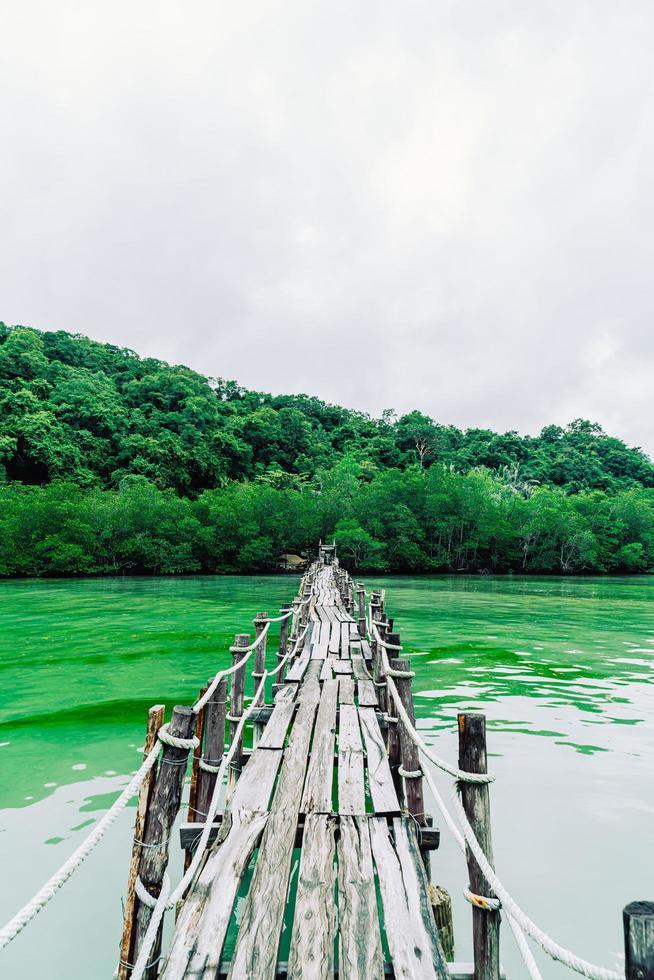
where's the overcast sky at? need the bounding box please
[1,1,653,455]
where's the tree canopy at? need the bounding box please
[1,322,653,576]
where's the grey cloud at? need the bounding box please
[1,0,653,455]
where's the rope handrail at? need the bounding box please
[129,621,310,979]
[378,638,623,980]
[0,596,311,955]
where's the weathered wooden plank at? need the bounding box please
[286,645,312,682]
[359,707,400,814]
[360,639,373,661]
[349,622,359,637]
[338,703,365,816]
[301,678,338,814]
[331,658,353,675]
[369,817,449,979]
[311,642,329,661]
[225,746,284,812]
[161,809,269,979]
[319,658,333,682]
[340,622,350,658]
[319,622,331,645]
[328,622,340,654]
[338,676,355,705]
[228,674,321,979]
[338,816,384,980]
[287,814,337,980]
[357,678,377,707]
[257,685,296,749]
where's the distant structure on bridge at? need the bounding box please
[318,540,337,565]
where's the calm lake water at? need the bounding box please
[1,574,653,978]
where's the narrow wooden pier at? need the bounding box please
[119,554,451,979]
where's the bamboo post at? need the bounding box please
[132,704,195,979]
[624,902,654,979]
[386,633,403,802]
[118,704,165,980]
[390,656,426,826]
[458,713,500,980]
[356,583,366,636]
[276,603,292,682]
[195,676,227,822]
[229,633,249,783]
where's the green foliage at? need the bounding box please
[1,322,654,576]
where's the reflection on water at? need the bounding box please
[1,574,653,978]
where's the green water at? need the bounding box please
[1,575,653,978]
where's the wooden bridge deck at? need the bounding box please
[159,565,449,980]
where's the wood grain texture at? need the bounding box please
[195,677,227,822]
[458,713,500,980]
[338,677,355,705]
[370,817,449,979]
[287,814,337,980]
[358,707,400,814]
[227,675,320,979]
[118,704,165,980]
[301,679,338,814]
[133,705,195,978]
[257,685,296,749]
[160,809,269,979]
[624,902,654,980]
[338,817,384,980]
[338,703,365,816]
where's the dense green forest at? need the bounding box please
[1,322,654,575]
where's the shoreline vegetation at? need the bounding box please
[1,322,654,577]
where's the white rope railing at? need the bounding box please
[129,622,309,980]
[376,632,624,980]
[0,599,307,954]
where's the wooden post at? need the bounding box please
[458,713,500,980]
[429,884,455,962]
[118,704,165,980]
[253,613,268,746]
[187,691,206,823]
[373,618,389,715]
[624,902,654,979]
[386,634,403,803]
[356,584,366,637]
[229,633,249,782]
[276,603,292,683]
[390,656,426,826]
[132,704,195,979]
[195,676,227,822]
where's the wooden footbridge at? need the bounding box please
[119,556,453,980]
[2,546,653,979]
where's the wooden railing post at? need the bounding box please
[276,603,292,683]
[373,617,389,715]
[356,584,366,637]
[458,713,500,980]
[195,676,227,822]
[253,613,268,746]
[229,634,249,783]
[132,705,195,979]
[118,704,165,980]
[624,902,654,979]
[390,656,426,826]
[386,633,403,803]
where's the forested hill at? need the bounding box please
[1,322,652,492]
[1,322,654,576]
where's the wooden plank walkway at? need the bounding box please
[158,563,448,980]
